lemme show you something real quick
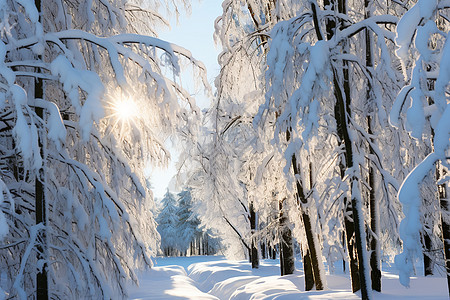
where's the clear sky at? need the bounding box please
[150,1,222,200]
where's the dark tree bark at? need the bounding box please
[312,0,371,297]
[250,202,259,268]
[35,0,48,296]
[279,200,295,276]
[343,196,361,292]
[261,240,267,259]
[35,123,48,300]
[368,138,381,291]
[303,164,317,291]
[312,0,360,292]
[269,245,277,259]
[422,230,434,276]
[288,133,325,289]
[336,56,371,298]
[291,159,325,288]
[303,248,314,291]
[365,0,381,291]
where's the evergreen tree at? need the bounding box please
[176,188,201,255]
[157,190,180,256]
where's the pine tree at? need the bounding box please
[176,188,201,255]
[157,190,180,257]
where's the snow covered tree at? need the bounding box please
[391,1,450,295]
[157,190,180,256]
[0,0,206,298]
[176,188,201,255]
[184,121,253,259]
[256,1,408,298]
[206,0,269,265]
[208,0,302,275]
[180,0,273,258]
[201,0,327,285]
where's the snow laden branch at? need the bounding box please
[260,13,398,143]
[8,29,207,113]
[0,0,208,298]
[390,0,450,289]
[254,1,405,297]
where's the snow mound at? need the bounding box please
[130,257,449,300]
[128,265,217,300]
[229,275,300,300]
[188,261,253,292]
[209,276,259,299]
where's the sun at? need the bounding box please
[106,96,139,136]
[112,98,138,121]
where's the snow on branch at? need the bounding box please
[393,0,450,288]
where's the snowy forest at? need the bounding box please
[156,189,220,257]
[0,0,449,299]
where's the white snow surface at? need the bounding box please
[128,256,448,299]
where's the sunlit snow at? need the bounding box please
[129,256,448,300]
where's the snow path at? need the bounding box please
[128,256,448,299]
[128,265,217,299]
[128,256,221,299]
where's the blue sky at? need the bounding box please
[150,1,222,199]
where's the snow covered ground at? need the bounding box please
[128,256,448,299]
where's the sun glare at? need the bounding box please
[113,98,138,121]
[107,96,139,137]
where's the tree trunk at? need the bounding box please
[365,0,381,291]
[343,196,360,292]
[302,166,315,291]
[286,123,325,289]
[202,235,205,255]
[291,155,325,289]
[261,240,267,259]
[342,231,346,273]
[279,200,295,276]
[250,202,259,268]
[303,248,314,291]
[312,0,372,297]
[34,0,48,294]
[269,244,276,259]
[279,241,284,275]
[368,141,381,291]
[272,246,277,260]
[311,0,359,290]
[307,162,320,291]
[341,23,372,297]
[438,166,450,297]
[434,15,449,294]
[423,230,433,276]
[351,180,372,300]
[337,54,372,299]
